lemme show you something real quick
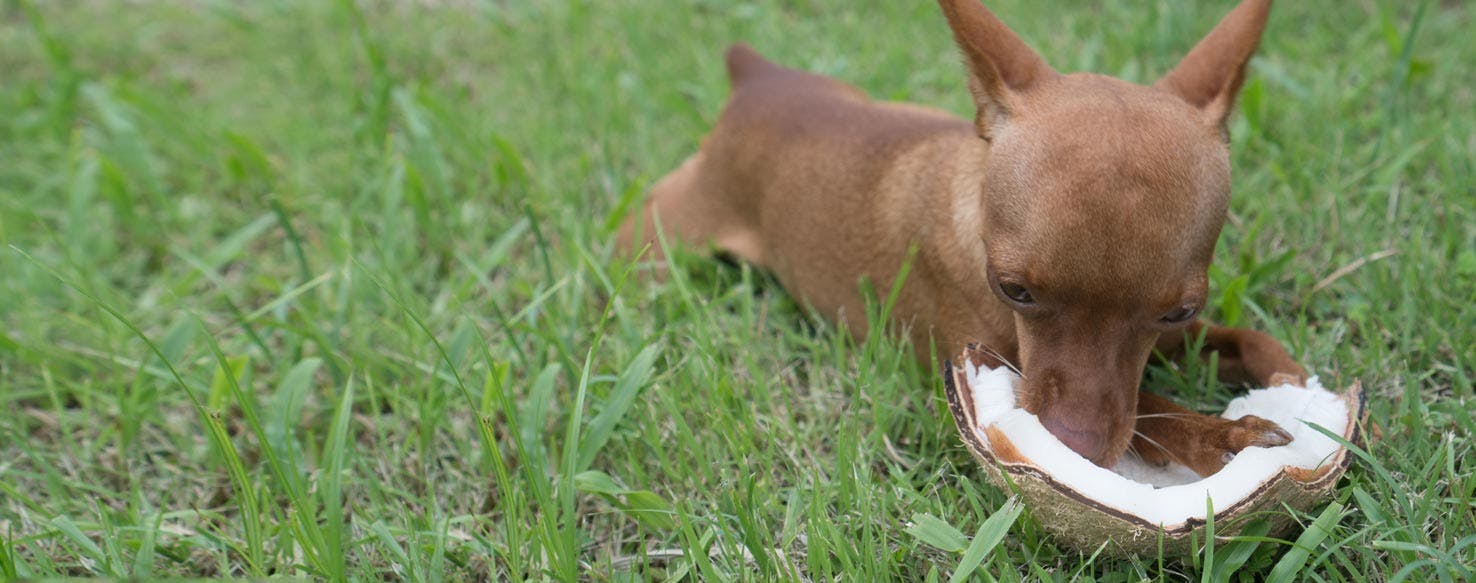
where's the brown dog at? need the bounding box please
[617,0,1307,477]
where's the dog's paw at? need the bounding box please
[1222,414,1294,450]
[1183,415,1294,476]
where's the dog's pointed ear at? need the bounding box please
[1155,0,1272,131]
[937,0,1056,141]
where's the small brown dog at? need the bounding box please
[617,0,1306,477]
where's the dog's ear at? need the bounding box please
[1155,0,1272,131]
[937,0,1055,141]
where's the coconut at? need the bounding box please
[943,345,1366,556]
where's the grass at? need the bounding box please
[0,0,1473,579]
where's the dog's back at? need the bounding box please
[695,45,991,345]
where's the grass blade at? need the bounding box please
[576,343,660,471]
[1267,501,1345,583]
[1,523,22,579]
[50,516,109,575]
[1201,496,1216,579]
[1209,520,1271,583]
[906,513,968,553]
[949,498,1023,583]
[131,511,163,579]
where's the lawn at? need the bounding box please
[1,0,1473,580]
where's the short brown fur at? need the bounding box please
[617,0,1303,475]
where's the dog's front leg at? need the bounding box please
[1133,320,1306,476]
[1154,320,1308,387]
[1131,391,1293,476]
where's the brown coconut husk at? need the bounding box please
[943,345,1367,556]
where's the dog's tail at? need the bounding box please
[725,43,782,87]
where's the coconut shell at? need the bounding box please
[943,345,1367,556]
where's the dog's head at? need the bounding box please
[938,0,1272,466]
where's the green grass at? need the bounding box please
[1,0,1473,579]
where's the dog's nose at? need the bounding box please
[1041,417,1106,462]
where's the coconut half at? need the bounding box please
[944,345,1366,556]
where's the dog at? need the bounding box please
[616,0,1307,477]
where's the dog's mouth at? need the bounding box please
[1038,414,1114,465]
[1014,379,1138,469]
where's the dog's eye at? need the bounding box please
[1000,282,1034,304]
[1160,305,1198,324]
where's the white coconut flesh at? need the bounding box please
[961,362,1350,526]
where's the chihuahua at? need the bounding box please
[617,0,1306,476]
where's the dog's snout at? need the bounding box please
[1018,356,1146,467]
[1041,415,1107,462]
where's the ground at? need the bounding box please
[0,0,1473,580]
